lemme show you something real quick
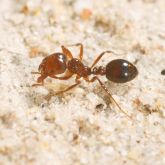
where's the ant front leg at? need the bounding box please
[84,76,132,120]
[31,74,47,87]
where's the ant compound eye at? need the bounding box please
[106,59,138,83]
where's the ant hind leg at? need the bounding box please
[90,50,124,68]
[85,76,132,120]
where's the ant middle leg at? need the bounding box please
[32,71,73,87]
[66,43,83,61]
[61,45,73,59]
[84,76,132,120]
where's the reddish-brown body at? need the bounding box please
[36,53,67,83]
[32,43,138,119]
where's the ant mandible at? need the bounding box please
[32,43,138,119]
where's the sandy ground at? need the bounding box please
[0,0,165,165]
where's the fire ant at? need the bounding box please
[32,43,138,119]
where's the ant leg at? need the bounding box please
[31,72,41,74]
[53,80,80,95]
[31,72,42,86]
[90,50,122,68]
[66,43,83,61]
[32,71,73,87]
[32,74,73,87]
[45,76,81,100]
[61,45,73,59]
[32,75,47,87]
[32,82,44,87]
[85,76,132,120]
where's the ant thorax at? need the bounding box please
[91,66,106,75]
[67,58,91,77]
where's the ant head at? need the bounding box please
[39,53,67,75]
[106,59,138,83]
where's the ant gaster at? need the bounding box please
[32,43,138,119]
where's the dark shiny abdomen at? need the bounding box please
[106,59,138,83]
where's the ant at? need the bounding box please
[32,43,138,119]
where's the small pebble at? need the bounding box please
[161,69,165,75]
